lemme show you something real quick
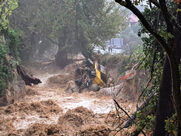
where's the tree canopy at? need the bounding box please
[10,0,127,65]
[115,0,181,135]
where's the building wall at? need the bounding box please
[106,38,123,48]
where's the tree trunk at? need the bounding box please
[169,54,181,135]
[55,26,69,68]
[171,4,181,134]
[17,65,42,86]
[154,4,181,135]
[114,0,181,134]
[153,57,174,136]
[55,49,70,68]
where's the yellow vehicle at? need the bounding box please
[93,61,107,87]
[75,59,107,91]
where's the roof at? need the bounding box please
[128,14,139,23]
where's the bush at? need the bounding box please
[165,114,177,136]
[100,53,132,74]
[0,28,20,94]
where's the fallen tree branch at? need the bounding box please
[113,91,156,135]
[113,99,146,136]
[17,65,42,86]
[115,0,171,56]
[113,99,132,119]
[137,50,158,106]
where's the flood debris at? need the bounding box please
[77,125,110,136]
[0,118,16,135]
[99,69,141,102]
[26,86,39,96]
[17,65,42,86]
[0,64,139,136]
[24,123,66,136]
[65,59,108,93]
[58,106,95,129]
[48,73,74,88]
[3,100,62,115]
[64,59,140,103]
[11,106,115,136]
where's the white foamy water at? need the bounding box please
[13,114,60,130]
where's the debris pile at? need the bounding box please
[48,73,74,88]
[3,100,62,115]
[17,65,42,86]
[65,59,108,93]
[77,125,110,136]
[24,123,65,136]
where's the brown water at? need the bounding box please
[0,70,137,136]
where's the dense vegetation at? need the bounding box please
[115,0,181,135]
[10,0,127,67]
[0,0,19,95]
[0,0,180,135]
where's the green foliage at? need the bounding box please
[159,30,175,41]
[10,0,127,62]
[120,23,142,54]
[100,53,132,74]
[136,112,155,131]
[0,43,7,58]
[4,28,20,60]
[176,8,181,12]
[135,97,157,132]
[132,1,179,134]
[137,5,169,96]
[130,4,174,133]
[0,44,12,92]
[0,0,19,94]
[0,28,20,94]
[165,114,177,136]
[0,0,18,29]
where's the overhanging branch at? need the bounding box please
[115,0,171,56]
[159,0,173,32]
[149,0,181,34]
[149,0,160,8]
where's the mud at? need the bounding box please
[77,125,110,136]
[3,100,62,115]
[0,66,137,136]
[0,118,16,135]
[47,73,74,88]
[15,107,119,136]
[24,123,66,136]
[26,86,39,96]
[58,107,94,129]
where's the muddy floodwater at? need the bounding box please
[0,70,136,136]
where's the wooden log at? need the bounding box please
[16,65,42,86]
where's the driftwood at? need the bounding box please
[123,91,155,129]
[113,99,146,136]
[16,65,42,86]
[113,90,156,134]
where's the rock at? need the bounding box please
[0,73,26,106]
[65,80,79,93]
[89,84,100,92]
[99,84,123,97]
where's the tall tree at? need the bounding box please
[10,0,126,66]
[115,0,181,135]
[138,5,176,135]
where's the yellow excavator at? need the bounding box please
[93,60,107,87]
[75,59,107,91]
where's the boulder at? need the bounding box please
[0,73,26,106]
